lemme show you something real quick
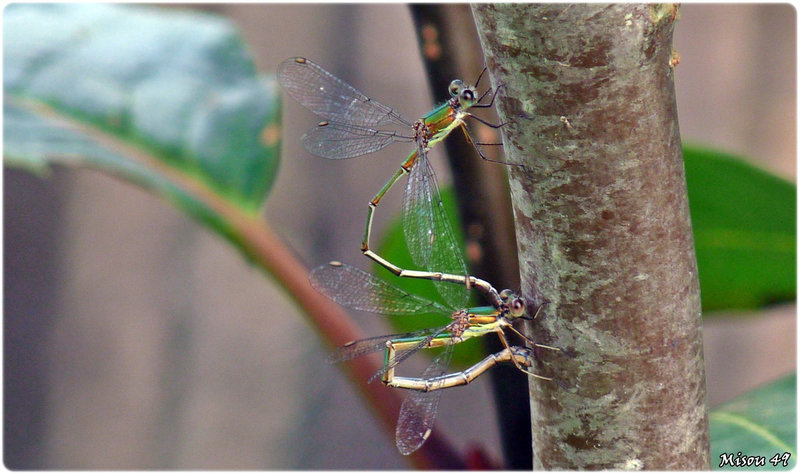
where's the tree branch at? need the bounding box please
[472,4,710,469]
[409,4,533,468]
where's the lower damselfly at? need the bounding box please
[280,57,509,310]
[309,261,558,455]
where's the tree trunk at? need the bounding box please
[472,4,710,469]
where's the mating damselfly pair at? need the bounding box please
[279,57,557,455]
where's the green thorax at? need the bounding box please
[421,101,463,147]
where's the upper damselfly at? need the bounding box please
[280,57,507,309]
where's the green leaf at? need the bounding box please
[374,187,483,368]
[4,3,280,214]
[710,374,796,470]
[684,146,796,312]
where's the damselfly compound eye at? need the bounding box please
[449,79,463,97]
[509,298,526,317]
[499,289,514,302]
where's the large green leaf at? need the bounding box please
[710,374,796,470]
[684,146,796,312]
[4,3,280,214]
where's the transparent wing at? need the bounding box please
[401,147,469,308]
[301,121,414,160]
[326,328,440,364]
[402,145,435,267]
[395,344,455,455]
[426,168,470,309]
[309,262,450,315]
[278,57,413,129]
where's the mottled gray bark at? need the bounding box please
[472,4,709,469]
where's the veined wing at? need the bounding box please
[425,167,470,309]
[401,146,469,308]
[301,121,414,160]
[402,142,435,267]
[326,328,440,364]
[278,57,413,129]
[309,262,450,316]
[395,344,455,455]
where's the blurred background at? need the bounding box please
[5,4,795,469]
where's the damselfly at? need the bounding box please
[309,261,558,455]
[280,57,507,309]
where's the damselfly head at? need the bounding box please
[499,289,526,318]
[511,346,535,366]
[448,79,477,109]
